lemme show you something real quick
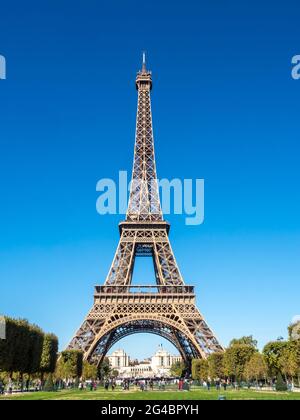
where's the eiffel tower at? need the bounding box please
[67,54,223,366]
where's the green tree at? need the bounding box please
[43,373,55,391]
[58,350,83,379]
[40,333,59,378]
[290,340,300,385]
[223,343,256,382]
[207,352,224,379]
[82,361,98,380]
[229,336,258,349]
[98,357,111,380]
[0,317,19,372]
[170,361,185,378]
[278,341,300,383]
[192,359,209,381]
[275,372,287,391]
[244,352,268,383]
[0,317,44,376]
[10,319,32,375]
[0,316,60,380]
[111,369,119,378]
[25,324,44,375]
[263,341,288,377]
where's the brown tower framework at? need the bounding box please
[67,55,223,366]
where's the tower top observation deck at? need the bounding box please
[136,52,152,90]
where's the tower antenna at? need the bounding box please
[142,51,146,72]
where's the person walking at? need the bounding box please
[104,379,109,391]
[222,380,227,391]
[149,380,154,391]
[178,379,183,391]
[111,380,116,391]
[7,379,13,395]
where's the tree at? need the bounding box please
[278,340,300,383]
[275,372,287,392]
[263,341,288,377]
[244,353,267,383]
[192,359,209,381]
[0,316,59,380]
[58,350,83,379]
[208,352,224,379]
[82,361,98,380]
[40,333,59,378]
[229,336,258,349]
[223,342,256,382]
[98,357,111,380]
[0,317,44,376]
[170,361,185,378]
[43,373,55,391]
[290,340,300,385]
[10,319,32,375]
[0,317,20,372]
[25,324,44,375]
[111,369,119,378]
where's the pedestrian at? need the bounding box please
[8,379,13,395]
[140,380,145,391]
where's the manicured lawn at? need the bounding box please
[1,387,300,400]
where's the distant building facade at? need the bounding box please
[151,346,182,377]
[108,346,182,378]
[108,349,130,369]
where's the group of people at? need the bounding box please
[0,379,43,394]
[178,378,191,391]
[202,379,229,391]
[78,380,99,391]
[104,379,116,391]
[121,379,130,390]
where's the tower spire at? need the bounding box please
[142,51,146,72]
[128,54,160,221]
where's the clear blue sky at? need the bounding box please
[0,0,299,359]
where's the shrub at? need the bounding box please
[275,372,287,392]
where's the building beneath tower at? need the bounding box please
[108,346,182,378]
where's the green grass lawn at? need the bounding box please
[1,387,300,400]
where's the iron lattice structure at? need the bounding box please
[68,56,223,366]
